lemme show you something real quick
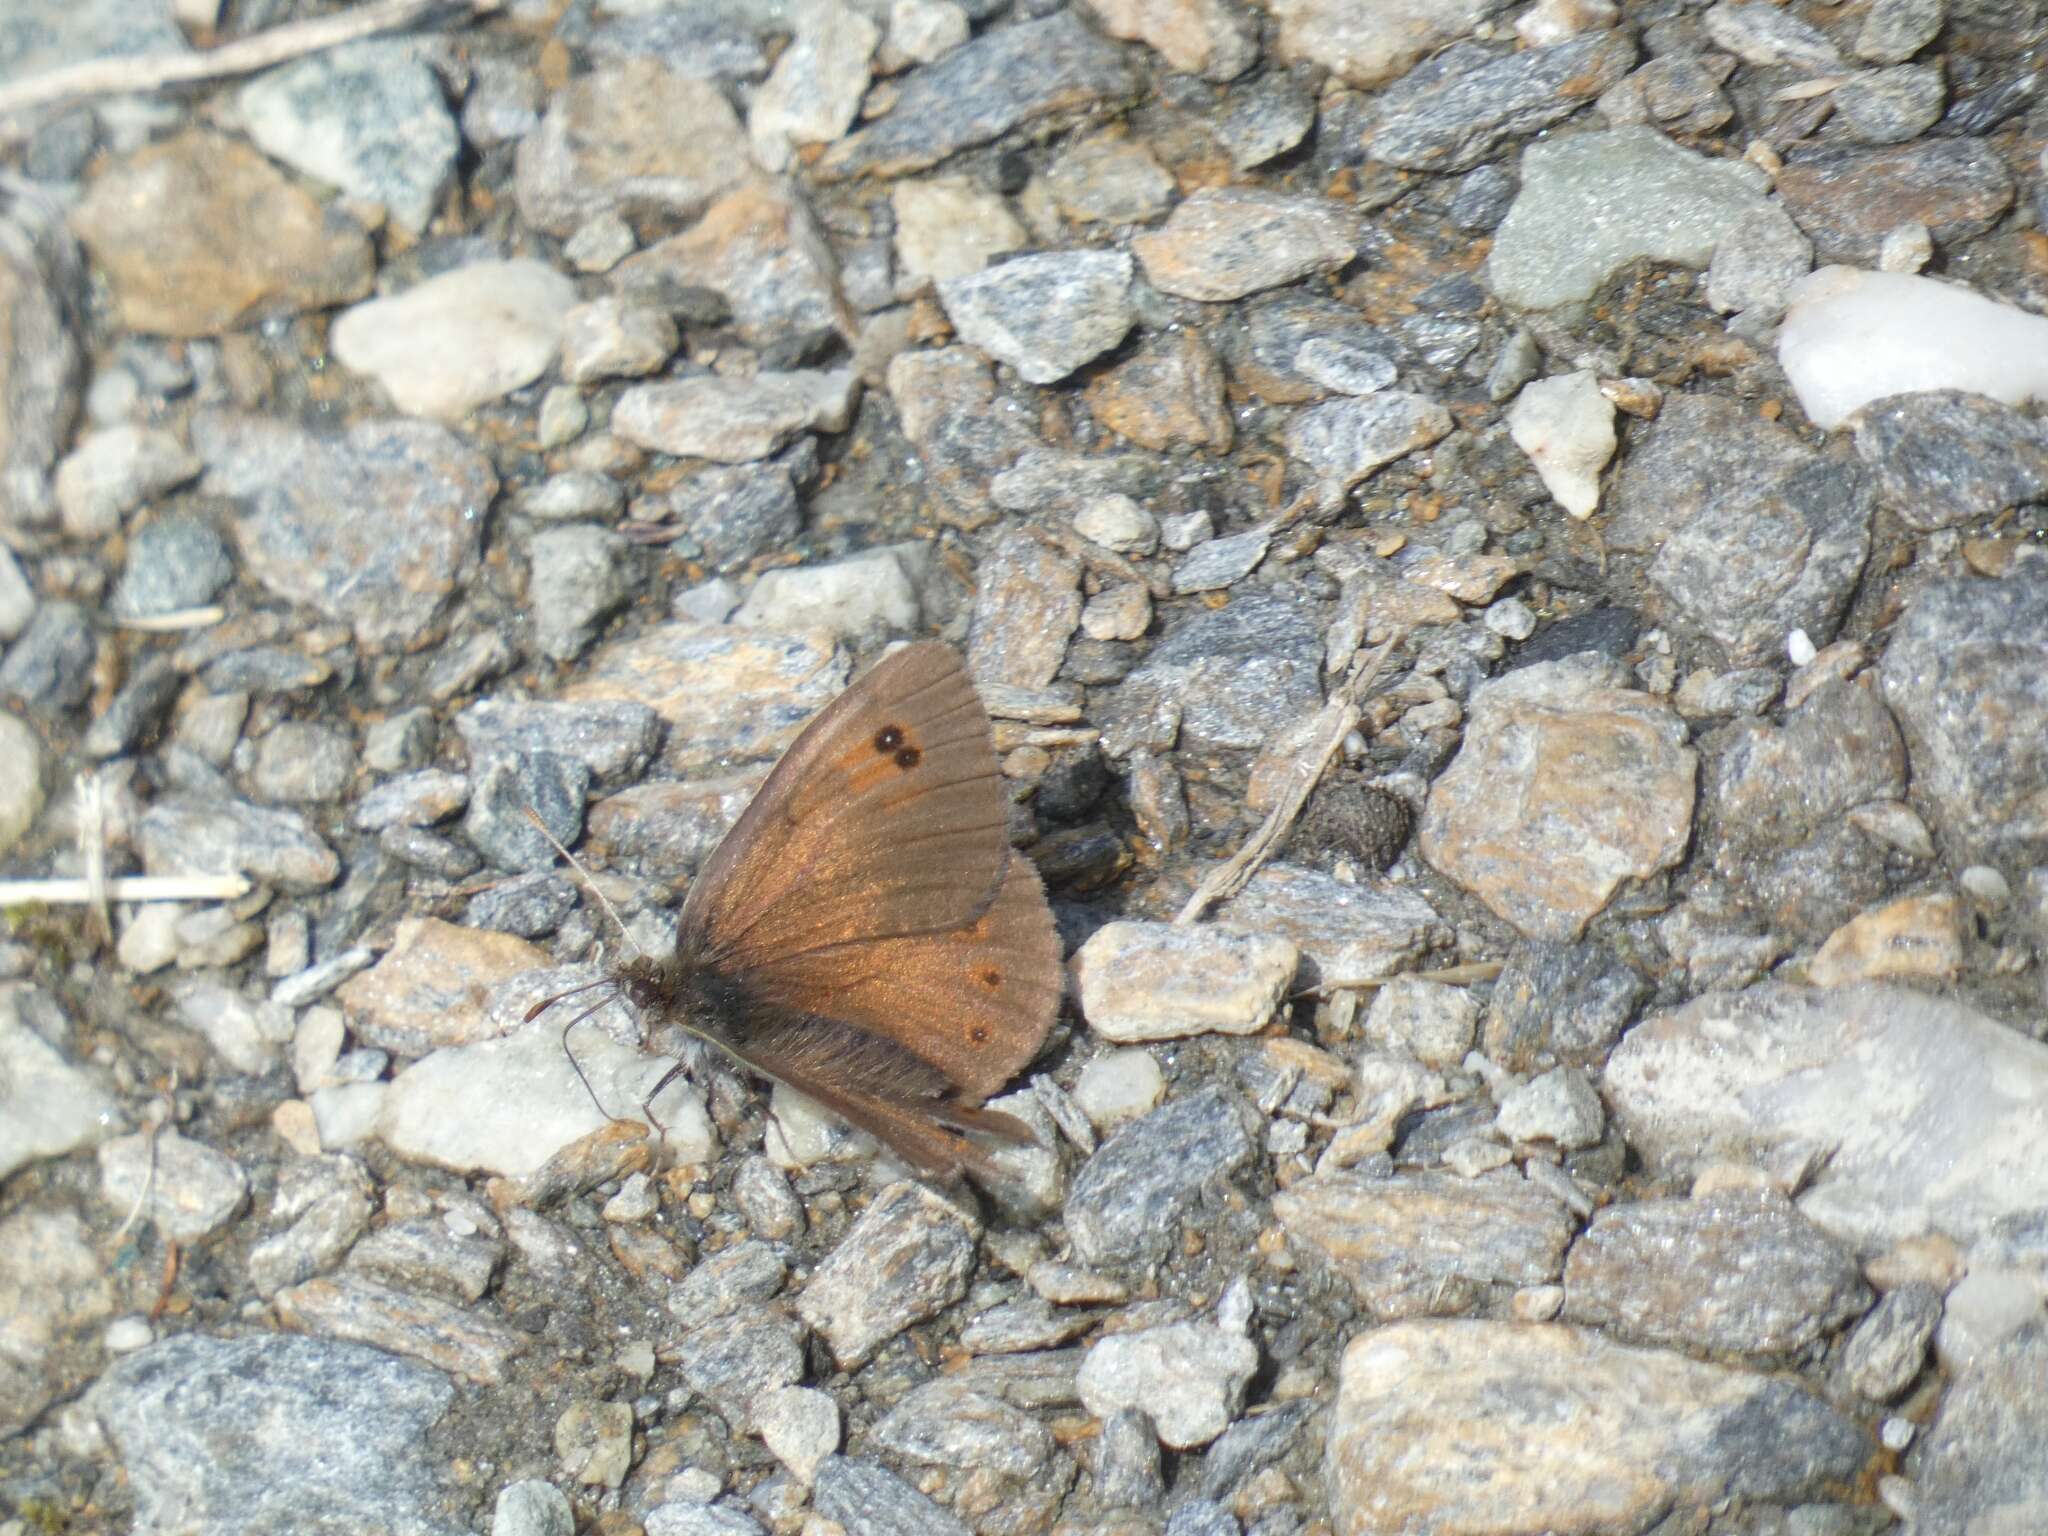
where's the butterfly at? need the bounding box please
[542,642,1064,1181]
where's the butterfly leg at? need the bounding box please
[640,1058,691,1165]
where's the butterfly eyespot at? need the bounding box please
[873,724,905,752]
[969,1023,991,1042]
[894,746,922,770]
[978,968,1002,989]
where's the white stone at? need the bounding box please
[1778,266,2048,431]
[0,544,34,640]
[97,1129,248,1242]
[1363,976,1480,1071]
[1933,1267,2043,1376]
[754,1385,840,1483]
[311,1082,387,1149]
[293,1006,347,1093]
[1508,371,1616,519]
[1495,1066,1605,1149]
[1072,1048,1166,1130]
[890,0,969,62]
[733,549,920,641]
[1072,920,1299,1042]
[116,903,183,975]
[1076,1322,1259,1449]
[0,713,47,856]
[0,988,126,1182]
[748,0,880,173]
[330,259,579,421]
[1071,493,1159,554]
[378,1016,716,1177]
[1515,0,1618,46]
[766,1080,870,1169]
[1605,982,2048,1253]
[104,1315,155,1353]
[892,177,1026,282]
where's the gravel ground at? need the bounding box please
[3,1,2048,1534]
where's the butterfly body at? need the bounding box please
[612,643,1063,1179]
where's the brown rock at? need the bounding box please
[1419,655,1697,940]
[1774,140,2015,265]
[966,528,1082,689]
[514,59,751,236]
[1085,330,1233,453]
[1327,1320,1866,1535]
[70,130,373,338]
[337,917,549,1056]
[1133,188,1356,302]
[1806,892,1962,987]
[1079,0,1259,81]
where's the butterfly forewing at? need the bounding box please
[682,643,1011,967]
[740,852,1061,1102]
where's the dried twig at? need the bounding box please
[0,0,503,119]
[0,873,251,905]
[1175,632,1404,926]
[113,606,225,633]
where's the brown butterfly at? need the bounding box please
[541,642,1063,1180]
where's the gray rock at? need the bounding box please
[1197,1400,1318,1502]
[528,524,634,662]
[353,769,469,831]
[520,470,626,523]
[455,698,662,784]
[937,251,1134,384]
[1106,589,1322,753]
[797,1181,977,1367]
[0,986,125,1183]
[1772,140,2013,267]
[817,12,1138,181]
[732,1157,805,1242]
[671,462,803,570]
[1878,576,2048,865]
[612,370,857,464]
[1855,0,1943,62]
[0,545,34,641]
[494,1480,574,1536]
[670,1307,807,1426]
[251,720,357,803]
[1284,391,1452,489]
[1172,529,1271,595]
[957,1295,1097,1354]
[1093,1406,1164,1507]
[966,526,1081,691]
[870,1378,1055,1479]
[1494,1067,1604,1149]
[0,173,87,528]
[1563,1192,1871,1356]
[350,1215,504,1304]
[111,513,232,618]
[1486,126,1775,310]
[90,1332,461,1536]
[1213,864,1448,989]
[1275,1170,1574,1314]
[1481,940,1647,1072]
[1704,204,1813,317]
[197,413,493,651]
[1166,1501,1241,1536]
[0,601,94,712]
[83,655,182,759]
[464,872,578,939]
[1369,32,1638,174]
[1705,0,1843,68]
[1605,395,1873,665]
[97,1129,248,1242]
[1907,1319,2048,1535]
[1064,1086,1258,1267]
[813,1457,971,1536]
[1215,72,1317,169]
[1848,390,2048,531]
[1833,63,1946,144]
[1842,1283,1940,1401]
[463,751,591,873]
[238,41,458,236]
[137,796,341,891]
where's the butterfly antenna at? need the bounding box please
[553,993,627,1123]
[521,805,647,960]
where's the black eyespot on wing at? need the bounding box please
[894,746,922,770]
[874,724,904,752]
[968,1023,991,1042]
[978,968,1002,990]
